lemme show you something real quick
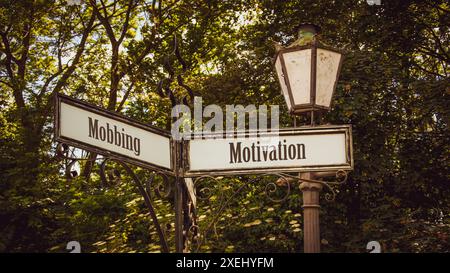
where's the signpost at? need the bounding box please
[54,93,354,254]
[183,125,353,177]
[55,93,174,174]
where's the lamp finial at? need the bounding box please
[288,23,321,48]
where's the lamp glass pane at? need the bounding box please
[316,48,342,108]
[282,49,311,105]
[275,56,292,111]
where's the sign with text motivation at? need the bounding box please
[183,125,353,177]
[54,94,173,174]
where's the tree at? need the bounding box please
[0,0,448,252]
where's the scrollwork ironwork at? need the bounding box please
[185,170,349,251]
[156,34,195,108]
[55,142,171,253]
[56,143,349,253]
[260,173,292,203]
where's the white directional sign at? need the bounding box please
[55,94,353,178]
[184,125,353,176]
[55,94,173,174]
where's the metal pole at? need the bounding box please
[299,172,323,253]
[174,138,185,253]
[174,177,184,252]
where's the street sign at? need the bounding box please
[183,125,353,177]
[54,93,174,174]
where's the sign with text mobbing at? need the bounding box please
[54,93,174,174]
[183,125,353,177]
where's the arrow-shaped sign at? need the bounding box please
[55,94,353,178]
[183,126,353,177]
[54,93,174,174]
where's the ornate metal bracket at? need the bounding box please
[279,170,349,202]
[156,34,195,107]
[184,170,348,252]
[54,33,349,251]
[55,143,172,253]
[56,142,349,253]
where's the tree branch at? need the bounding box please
[90,0,117,46]
[116,81,135,112]
[52,12,96,95]
[410,60,446,78]
[117,0,134,46]
[0,31,24,108]
[17,7,34,82]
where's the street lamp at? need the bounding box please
[274,24,345,253]
[274,23,343,115]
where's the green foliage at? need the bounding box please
[0,0,448,252]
